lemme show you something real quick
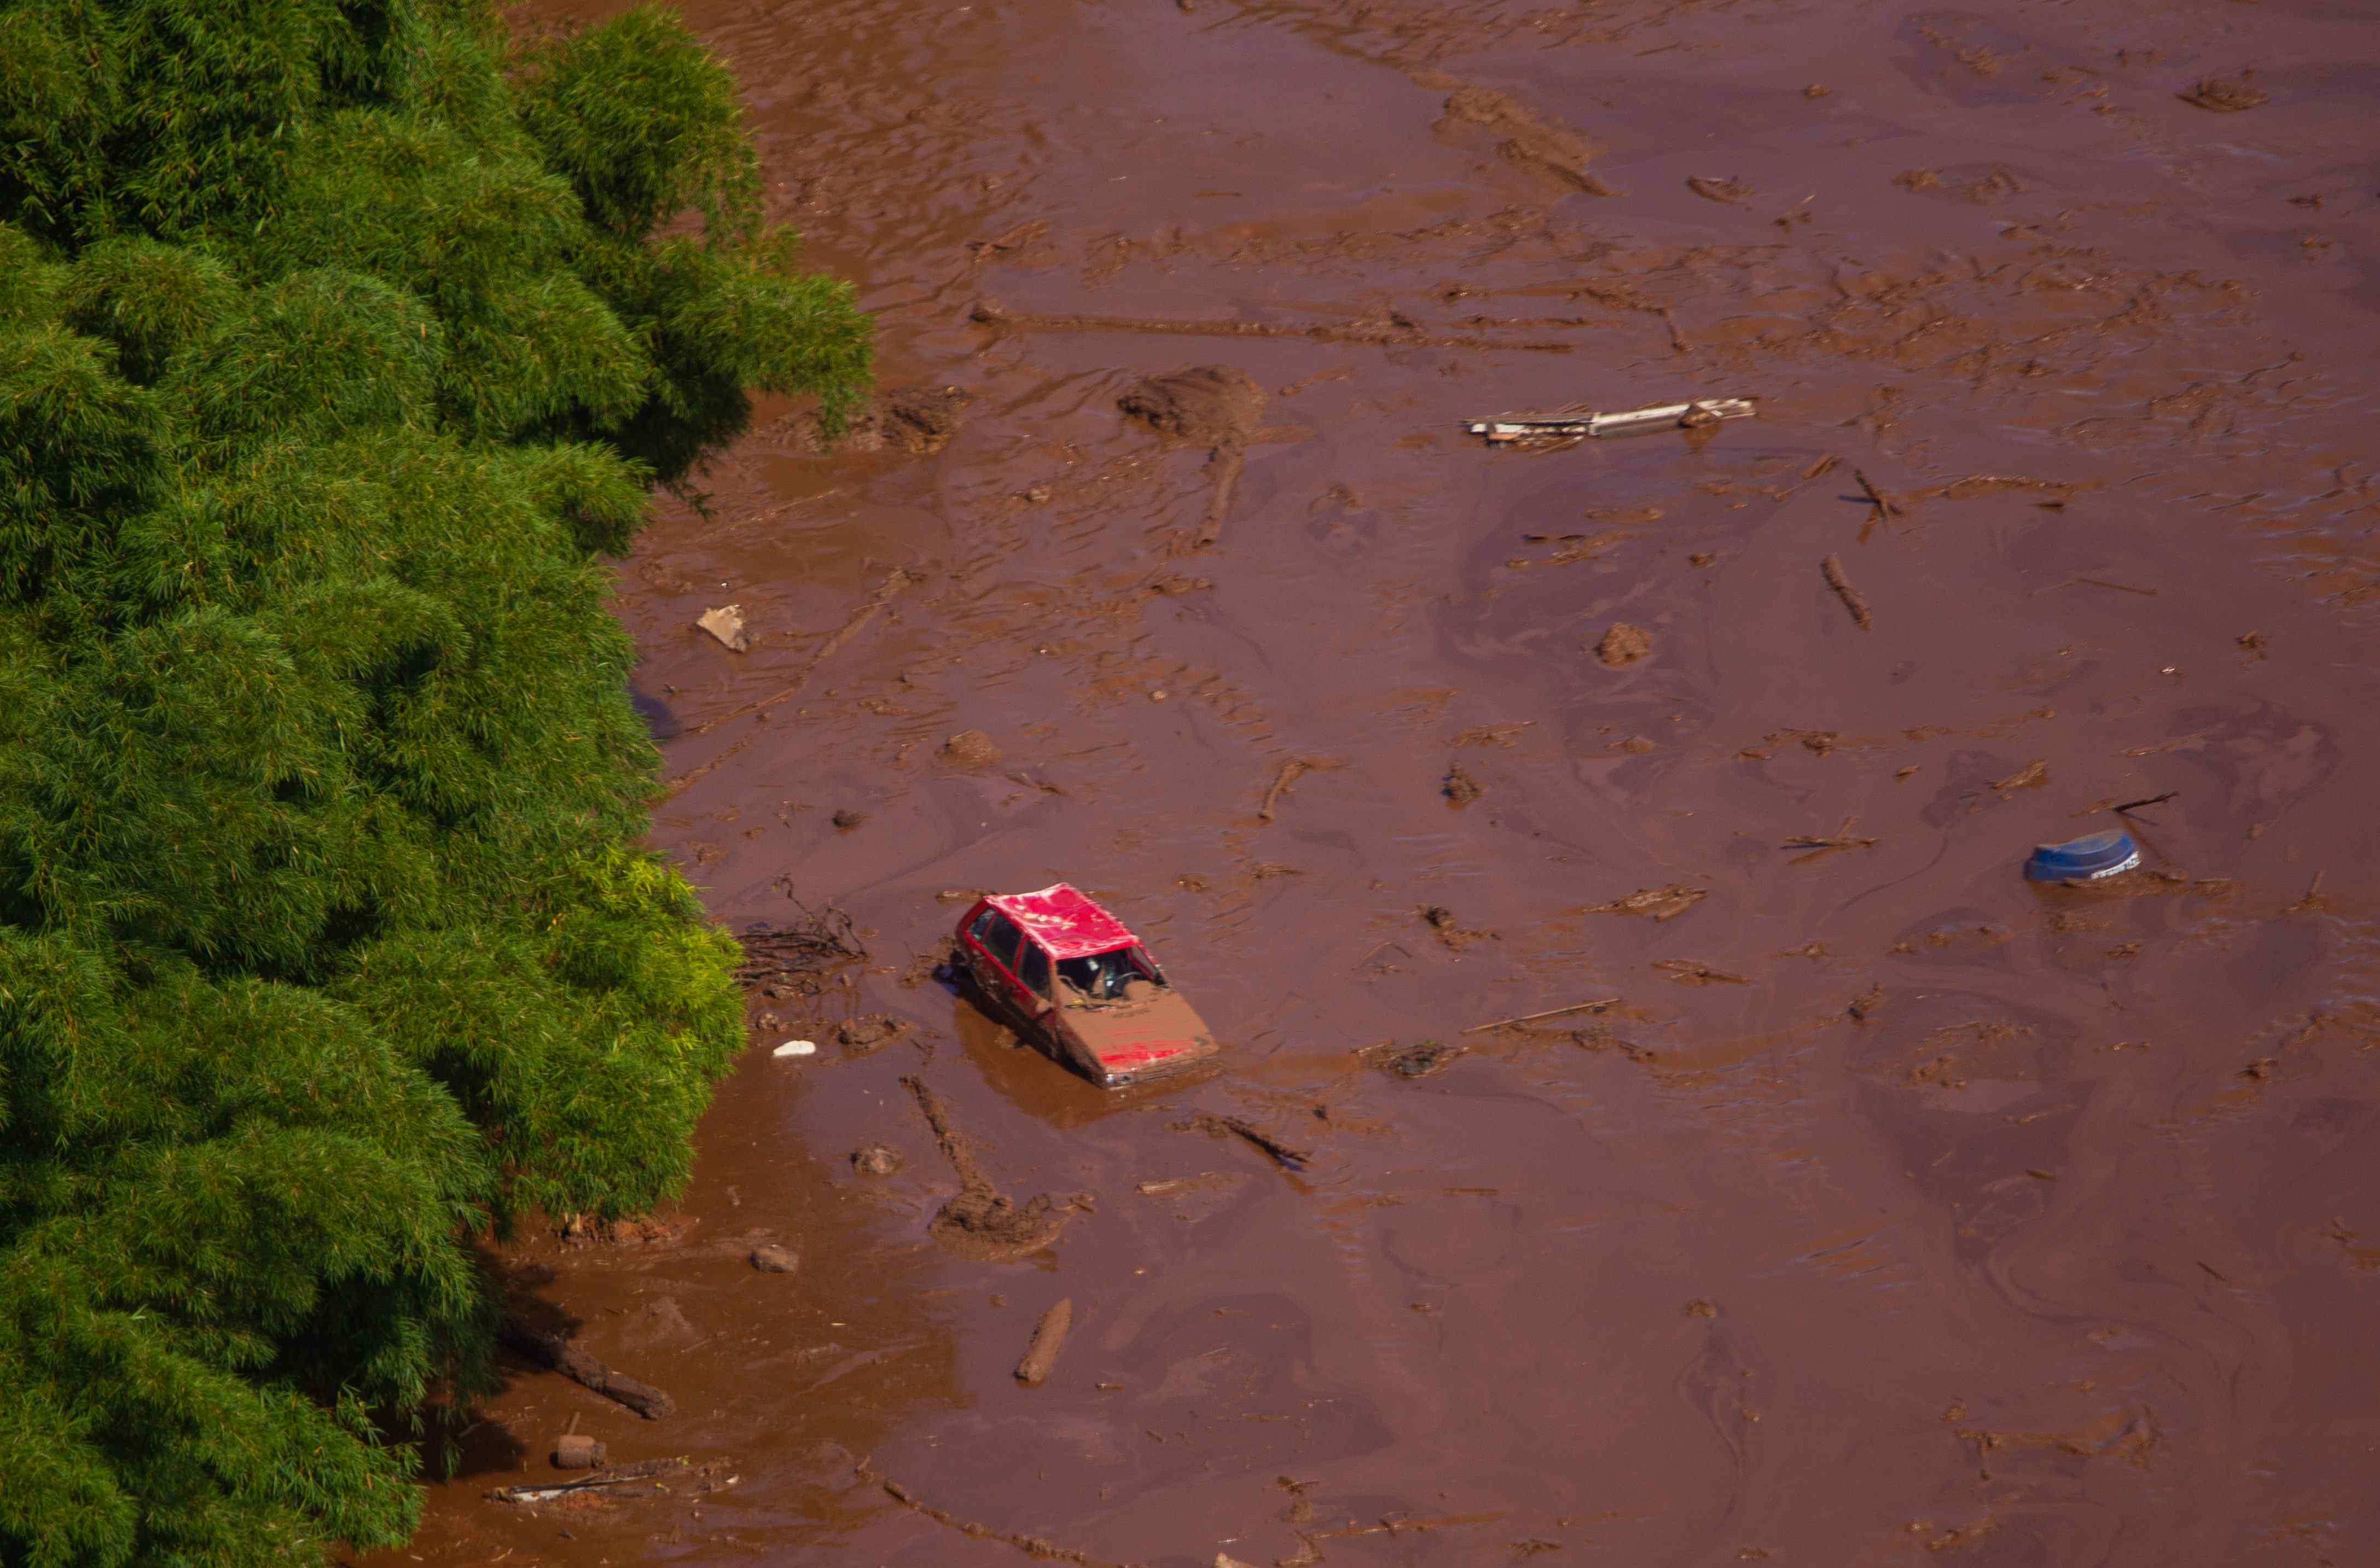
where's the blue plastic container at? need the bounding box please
[2024,829,2141,883]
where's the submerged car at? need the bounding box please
[952,883,1220,1088]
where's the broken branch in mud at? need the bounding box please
[1852,467,1901,522]
[1587,884,1705,922]
[1654,959,1750,985]
[735,902,866,987]
[1175,1112,1311,1172]
[903,1075,1076,1259]
[971,298,1574,355]
[1014,1299,1075,1386]
[1257,756,1339,821]
[1461,997,1619,1034]
[863,1460,1150,1568]
[1821,554,1873,630]
[1313,1510,1507,1540]
[1784,819,1879,863]
[497,1317,675,1420]
[2112,790,2179,819]
[488,1456,719,1506]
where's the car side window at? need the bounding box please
[1017,941,1051,999]
[980,912,1024,972]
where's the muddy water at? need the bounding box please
[384,2,2380,1564]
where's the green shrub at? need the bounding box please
[0,0,868,1559]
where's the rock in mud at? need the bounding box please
[929,1189,1071,1261]
[1595,622,1654,668]
[837,1014,909,1056]
[832,808,867,831]
[553,1433,607,1470]
[750,1243,799,1274]
[1686,175,1755,204]
[1118,366,1267,445]
[940,728,1002,770]
[1443,763,1482,808]
[1368,1038,1466,1079]
[852,1143,905,1176]
[2179,74,2265,112]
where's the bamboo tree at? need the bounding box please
[0,1,866,1559]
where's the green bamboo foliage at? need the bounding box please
[0,1,866,1560]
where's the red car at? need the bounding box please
[952,883,1220,1088]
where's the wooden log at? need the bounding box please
[499,1317,675,1420]
[1015,1299,1075,1386]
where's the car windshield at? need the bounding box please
[1056,945,1159,1002]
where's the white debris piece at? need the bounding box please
[696,604,749,652]
[1465,397,1756,445]
[773,1039,818,1057]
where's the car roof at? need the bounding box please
[984,882,1140,961]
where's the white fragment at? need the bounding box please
[697,604,749,652]
[773,1039,818,1057]
[1465,397,1757,444]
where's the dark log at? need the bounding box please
[499,1317,675,1420]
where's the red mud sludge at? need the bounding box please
[384,0,2380,1564]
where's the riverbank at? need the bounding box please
[386,0,2380,1562]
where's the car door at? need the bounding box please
[970,909,1040,1021]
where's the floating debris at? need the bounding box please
[1464,397,1755,445]
[2023,829,2140,883]
[696,604,749,652]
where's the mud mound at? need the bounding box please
[927,1190,1070,1262]
[902,1075,1076,1260]
[790,385,974,455]
[1595,623,1654,667]
[1435,85,1612,197]
[837,1014,909,1056]
[939,728,1001,769]
[1118,366,1266,444]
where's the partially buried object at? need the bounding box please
[2024,829,2141,883]
[750,1244,798,1274]
[1014,1298,1073,1386]
[1466,397,1754,445]
[553,1434,606,1471]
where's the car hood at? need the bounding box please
[1059,988,1218,1080]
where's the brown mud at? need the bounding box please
[381,0,2380,1564]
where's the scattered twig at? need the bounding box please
[1174,1113,1311,1172]
[1313,1511,1506,1540]
[972,298,1572,355]
[2286,871,2329,915]
[497,1318,675,1420]
[1258,759,1314,821]
[2072,576,2157,597]
[1587,885,1705,922]
[1852,467,1901,519]
[1803,453,1840,480]
[1784,819,1878,861]
[1653,959,1749,985]
[488,1457,707,1506]
[1821,554,1872,630]
[1461,998,1619,1034]
[1988,759,2047,796]
[862,1459,1150,1568]
[2111,791,2178,819]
